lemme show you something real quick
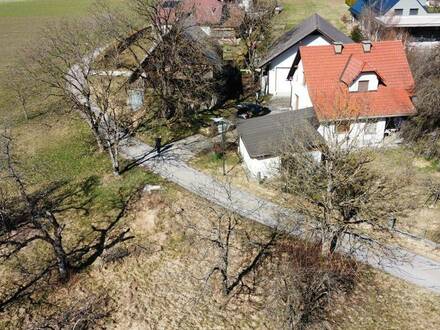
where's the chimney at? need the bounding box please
[362,40,372,53]
[333,41,343,54]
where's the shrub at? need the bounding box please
[350,25,364,42]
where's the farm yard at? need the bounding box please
[1,0,440,329]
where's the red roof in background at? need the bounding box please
[161,0,243,27]
[299,40,416,121]
[181,0,223,25]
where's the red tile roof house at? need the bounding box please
[161,0,244,43]
[288,40,416,147]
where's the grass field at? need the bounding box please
[273,0,349,35]
[0,0,96,17]
[0,0,155,210]
[0,0,123,73]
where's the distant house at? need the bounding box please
[288,40,416,147]
[237,109,324,179]
[350,0,440,42]
[161,0,245,43]
[129,20,225,110]
[258,14,353,97]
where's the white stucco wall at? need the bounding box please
[239,138,281,179]
[239,138,323,179]
[348,73,379,92]
[318,119,387,148]
[290,60,313,109]
[264,34,329,96]
[387,0,428,16]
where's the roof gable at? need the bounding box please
[181,0,223,25]
[340,55,387,86]
[258,13,353,67]
[299,40,415,120]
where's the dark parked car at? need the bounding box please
[235,103,270,120]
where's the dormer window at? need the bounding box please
[347,72,381,93]
[358,80,369,92]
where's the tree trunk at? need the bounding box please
[51,231,70,282]
[45,211,70,282]
[85,119,104,152]
[54,247,69,282]
[108,145,120,176]
[321,230,340,256]
[20,99,29,121]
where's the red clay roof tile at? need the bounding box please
[299,40,415,121]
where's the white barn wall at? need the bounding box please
[265,35,329,96]
[239,138,280,179]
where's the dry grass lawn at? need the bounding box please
[191,146,440,260]
[372,147,440,242]
[2,188,440,329]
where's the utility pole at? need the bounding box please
[221,120,226,176]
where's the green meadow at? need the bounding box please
[0,0,154,220]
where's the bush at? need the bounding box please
[350,25,364,42]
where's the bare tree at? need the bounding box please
[403,46,440,159]
[239,0,276,79]
[0,133,136,311]
[89,55,148,175]
[23,19,111,151]
[186,185,278,296]
[262,240,357,330]
[279,95,408,256]
[122,0,224,122]
[358,7,384,41]
[426,179,440,207]
[358,7,407,42]
[4,66,38,121]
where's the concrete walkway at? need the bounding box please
[119,136,440,294]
